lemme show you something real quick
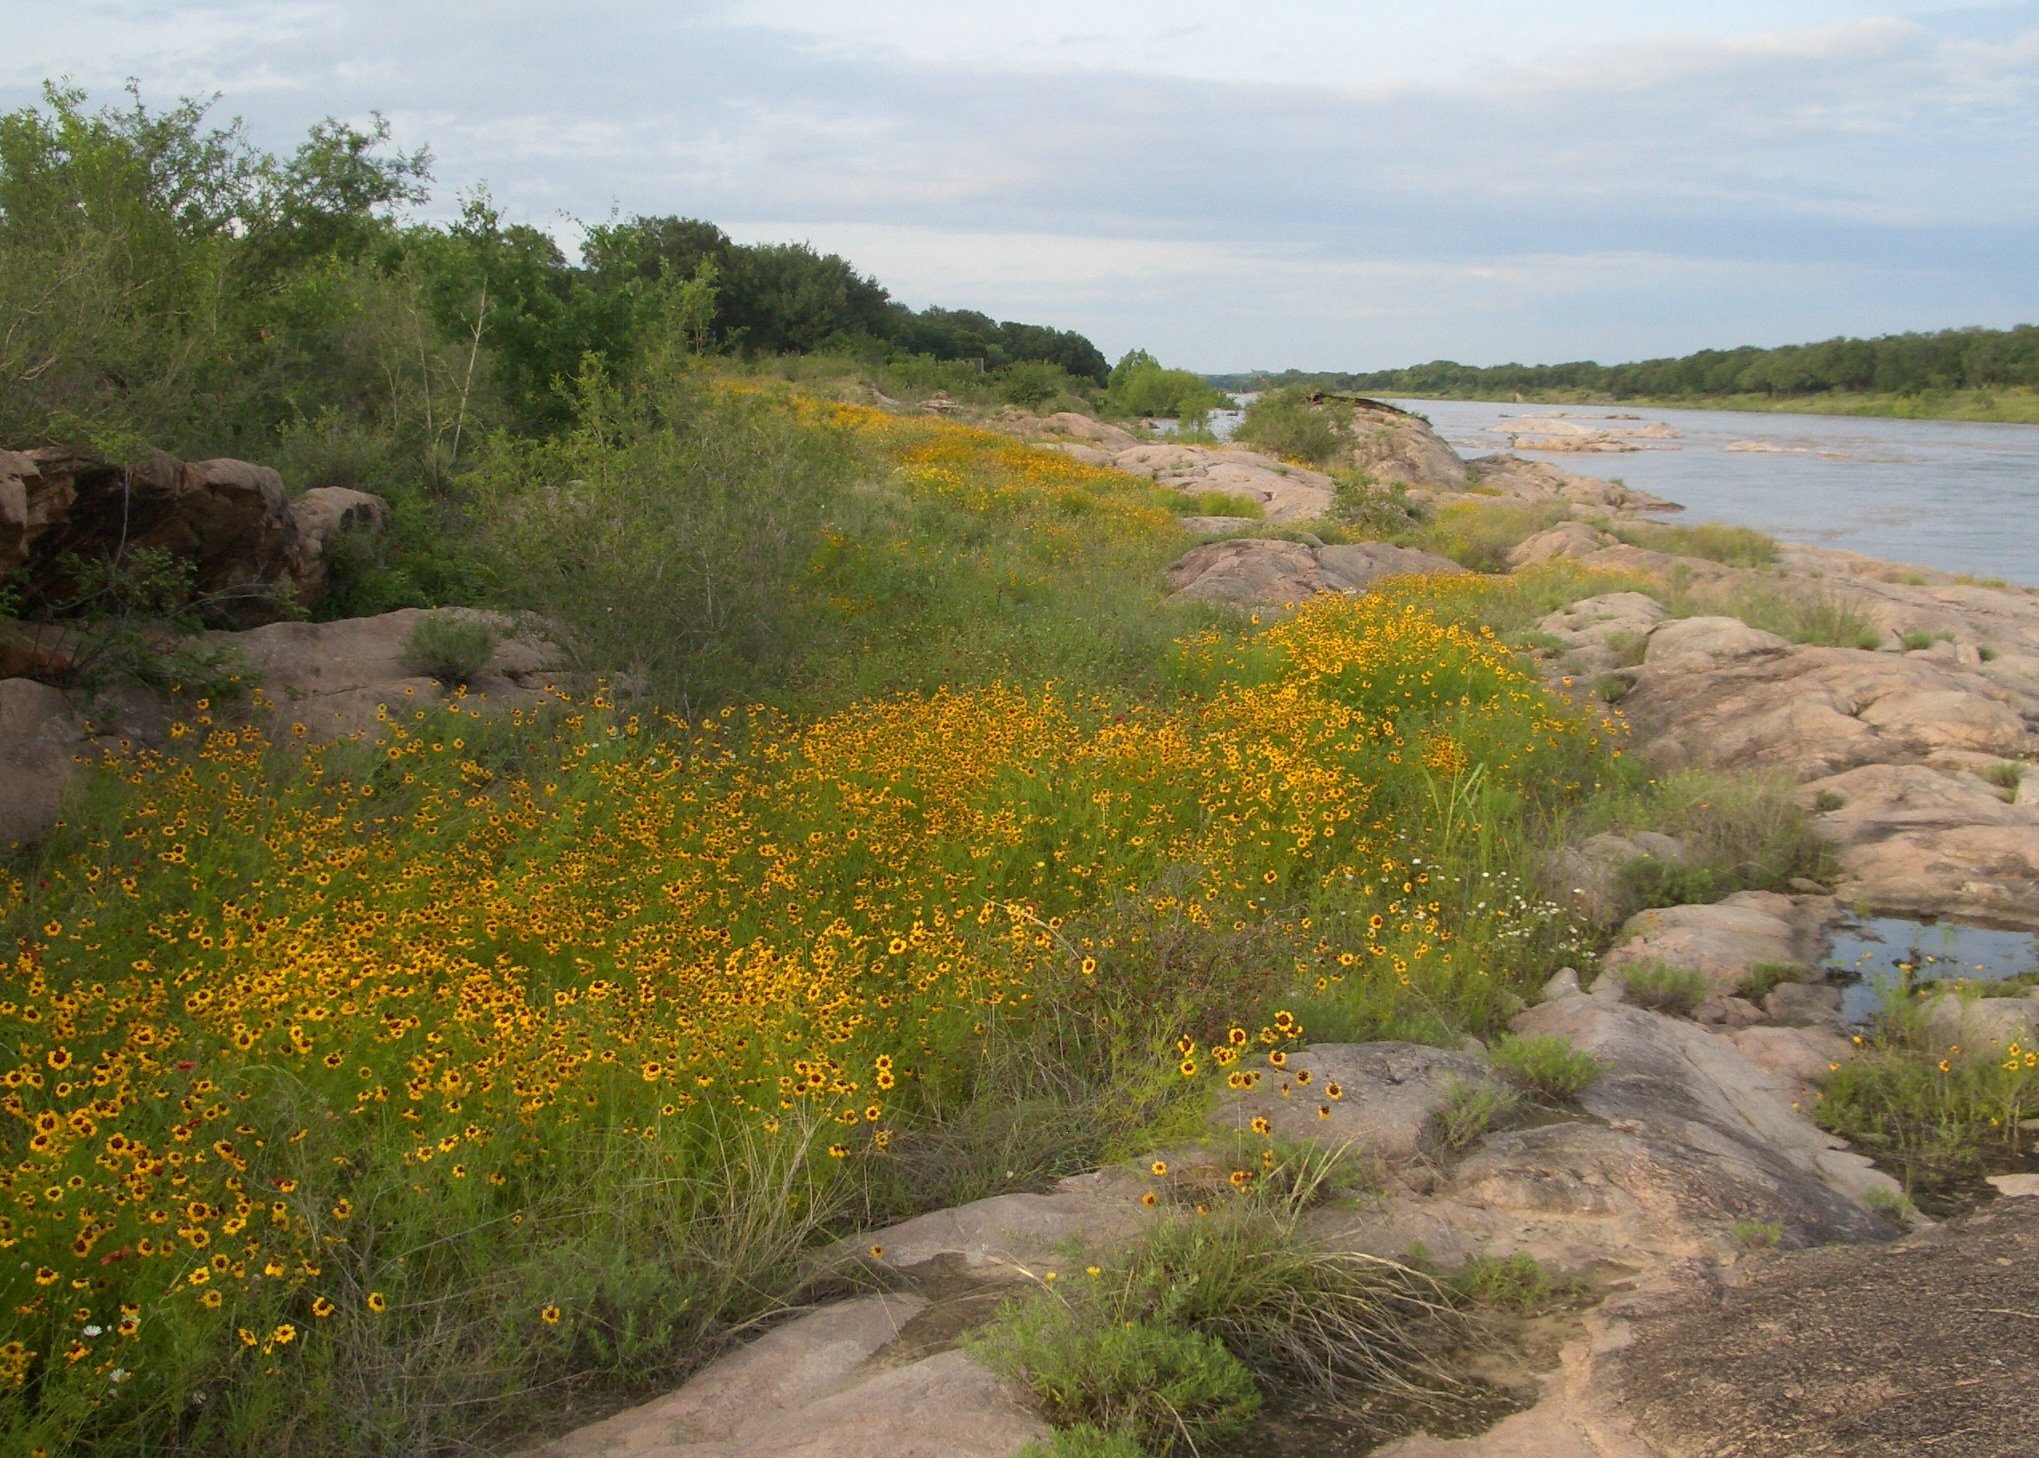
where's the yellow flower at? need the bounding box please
[367,1292,387,1313]
[540,1305,562,1325]
[1150,1160,1168,1177]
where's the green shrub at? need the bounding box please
[403,612,498,685]
[1614,961,1711,1016]
[1436,1078,1521,1151]
[1731,1219,1783,1250]
[1015,1427,1149,1458]
[1983,761,2023,794]
[974,1301,1261,1454]
[1488,1033,1603,1100]
[1404,502,1573,574]
[1737,962,1802,1001]
[1446,1253,1562,1315]
[1330,472,1431,537]
[1232,386,1351,467]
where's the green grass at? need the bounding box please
[1605,520,1779,569]
[1487,1034,1604,1100]
[1402,502,1573,574]
[1435,1079,1523,1151]
[1612,962,1711,1016]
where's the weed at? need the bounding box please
[1488,1033,1604,1100]
[1171,489,1265,519]
[1592,673,1631,703]
[1978,644,1998,662]
[1015,1427,1148,1458]
[1813,789,1846,812]
[403,612,499,685]
[1614,962,1711,1016]
[1436,1079,1522,1151]
[1404,502,1572,574]
[1731,1219,1783,1250]
[1899,630,1935,652]
[1982,761,2024,794]
[1445,1253,1563,1315]
[1331,472,1431,538]
[1607,520,1779,568]
[1737,962,1802,1001]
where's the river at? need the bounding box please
[1378,399,2039,586]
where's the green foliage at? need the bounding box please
[1606,520,1779,568]
[1404,502,1573,574]
[462,365,854,713]
[402,612,498,685]
[976,1303,1261,1455]
[1231,386,1351,467]
[1446,1253,1563,1315]
[1737,962,1802,1001]
[1330,472,1431,538]
[1219,324,2039,410]
[1731,1219,1784,1250]
[1436,1079,1521,1151]
[1107,349,1227,418]
[1666,577,1882,649]
[1015,1427,1149,1458]
[1613,962,1710,1017]
[1487,1034,1603,1100]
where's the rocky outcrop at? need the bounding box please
[1323,395,1470,491]
[1600,891,1834,1004]
[0,446,387,627]
[1112,441,1338,521]
[0,678,81,848]
[1468,455,1682,513]
[1165,538,1465,607]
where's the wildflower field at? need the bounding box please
[1,404,1622,1454]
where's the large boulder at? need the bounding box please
[1112,441,1337,521]
[0,446,391,627]
[1165,538,1464,608]
[0,678,81,848]
[1327,396,1469,490]
[1470,455,1682,513]
[1600,891,1832,1001]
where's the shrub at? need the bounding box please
[1737,962,1802,1001]
[974,1301,1261,1454]
[1232,386,1351,467]
[1015,1427,1149,1458]
[1446,1253,1563,1315]
[1330,472,1430,537]
[1983,761,2023,794]
[1731,1219,1784,1250]
[1488,1033,1603,1100]
[1614,961,1711,1016]
[403,612,498,685]
[1436,1078,1522,1151]
[1405,502,1573,574]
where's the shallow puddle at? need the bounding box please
[1825,915,2039,1023]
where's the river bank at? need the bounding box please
[1385,385,2039,426]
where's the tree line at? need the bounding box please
[0,82,1109,483]
[1211,325,2039,403]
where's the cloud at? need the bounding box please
[3,3,2034,365]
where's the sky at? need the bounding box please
[6,1,2037,372]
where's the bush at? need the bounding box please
[1405,502,1573,574]
[1488,1033,1603,1100]
[1446,1252,1563,1315]
[1330,472,1430,537]
[1232,386,1351,467]
[403,612,498,685]
[1436,1078,1521,1150]
[975,1302,1261,1455]
[1614,961,1711,1016]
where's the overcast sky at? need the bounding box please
[7,1,2036,371]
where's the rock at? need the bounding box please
[1312,542,1466,593]
[0,678,81,846]
[1534,593,1666,676]
[1174,515,1261,535]
[526,1292,1046,1458]
[1470,455,1681,514]
[848,1167,1156,1281]
[1640,616,1792,670]
[1989,1173,2039,1198]
[1804,763,2039,928]
[1216,1041,1504,1164]
[1728,1025,1855,1108]
[1761,982,1843,1028]
[1506,520,1615,568]
[0,445,393,625]
[1919,992,2038,1053]
[1166,538,1320,606]
[1556,830,1687,927]
[283,487,392,604]
[1325,396,1469,490]
[1602,892,1833,998]
[210,608,561,743]
[1621,642,2032,782]
[1542,967,1583,1001]
[1112,442,1337,522]
[1165,539,1463,608]
[1489,416,1642,454]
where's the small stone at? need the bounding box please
[1986,1173,2039,1198]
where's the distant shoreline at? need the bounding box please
[1360,386,2039,427]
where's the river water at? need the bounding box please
[1374,398,2039,586]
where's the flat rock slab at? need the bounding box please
[1166,538,1464,608]
[526,1293,1045,1458]
[1803,762,2039,929]
[1216,1041,1500,1163]
[1600,890,1832,997]
[848,1167,1157,1281]
[1114,441,1337,522]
